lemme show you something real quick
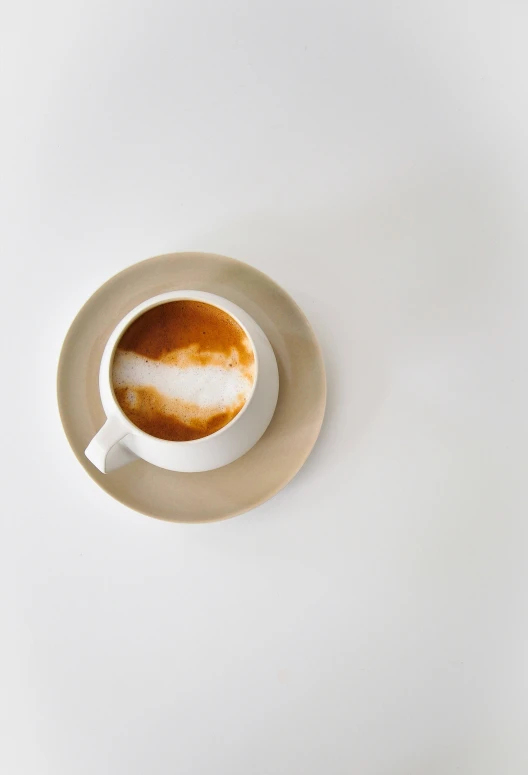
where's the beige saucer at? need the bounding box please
[57,252,326,522]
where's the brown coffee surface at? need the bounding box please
[117,300,253,365]
[113,386,243,442]
[112,301,255,441]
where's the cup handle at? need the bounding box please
[85,416,130,474]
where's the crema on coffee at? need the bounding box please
[111,301,255,441]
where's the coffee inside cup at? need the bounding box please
[111,300,256,441]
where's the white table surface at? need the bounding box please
[2,1,527,773]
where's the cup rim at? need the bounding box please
[104,291,260,445]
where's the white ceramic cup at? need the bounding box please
[85,291,279,473]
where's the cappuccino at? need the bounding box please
[111,301,255,441]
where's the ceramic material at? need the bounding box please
[57,252,326,522]
[85,290,279,473]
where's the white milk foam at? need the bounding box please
[112,350,253,410]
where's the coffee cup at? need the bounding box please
[85,290,279,473]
